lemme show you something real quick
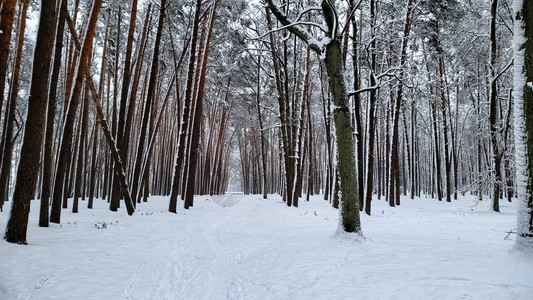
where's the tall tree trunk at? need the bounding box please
[131,0,166,205]
[489,0,501,212]
[65,15,135,214]
[109,7,123,211]
[513,0,533,250]
[0,0,28,212]
[389,0,414,208]
[73,80,90,213]
[117,0,138,168]
[438,56,452,203]
[255,57,268,199]
[50,0,103,224]
[265,7,294,207]
[168,0,201,213]
[4,0,58,244]
[364,0,377,215]
[184,0,219,209]
[349,0,364,210]
[0,0,16,119]
[40,0,66,226]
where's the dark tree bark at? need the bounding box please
[489,0,501,212]
[73,80,90,213]
[109,7,123,211]
[255,57,268,200]
[40,0,68,226]
[4,0,58,244]
[265,7,294,207]
[66,15,135,215]
[365,0,378,214]
[169,0,201,212]
[50,0,103,224]
[123,4,152,184]
[0,0,28,212]
[184,0,219,209]
[389,0,414,208]
[131,0,166,205]
[438,55,452,203]
[349,0,364,210]
[0,0,16,117]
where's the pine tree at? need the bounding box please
[4,0,58,244]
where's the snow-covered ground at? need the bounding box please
[1,194,531,299]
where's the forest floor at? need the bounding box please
[1,193,532,299]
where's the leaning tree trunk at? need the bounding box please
[4,0,58,244]
[65,16,135,215]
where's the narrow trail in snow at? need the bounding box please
[125,198,256,299]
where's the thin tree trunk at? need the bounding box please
[256,57,268,199]
[489,0,501,212]
[184,0,219,209]
[169,0,202,212]
[131,0,166,205]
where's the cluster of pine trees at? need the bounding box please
[0,0,531,249]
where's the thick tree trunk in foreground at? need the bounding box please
[4,0,58,244]
[513,0,533,250]
[324,39,361,233]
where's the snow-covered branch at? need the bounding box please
[263,0,323,53]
